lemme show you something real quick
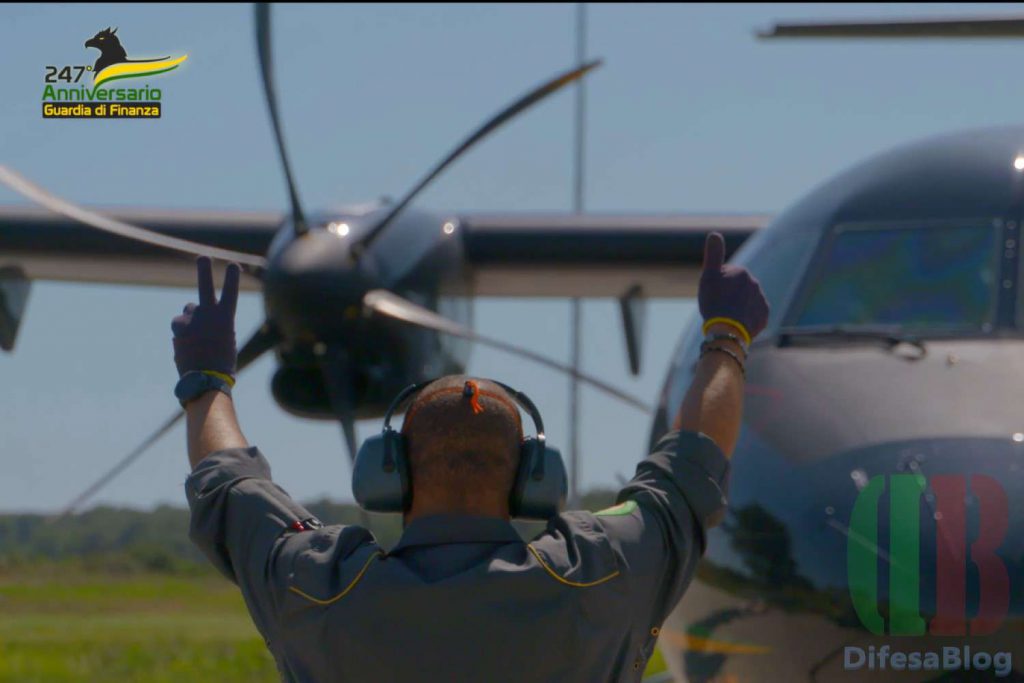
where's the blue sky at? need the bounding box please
[1,3,1021,512]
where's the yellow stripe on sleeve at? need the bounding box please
[526,544,620,588]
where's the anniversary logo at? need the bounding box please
[42,27,188,119]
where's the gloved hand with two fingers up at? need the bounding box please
[697,232,770,347]
[171,256,241,405]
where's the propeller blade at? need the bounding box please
[255,3,308,235]
[338,414,371,529]
[52,323,280,519]
[339,411,358,466]
[0,165,267,269]
[237,321,280,370]
[317,345,372,528]
[317,345,360,465]
[758,15,1024,39]
[353,59,604,255]
[567,2,588,508]
[54,411,184,520]
[364,289,651,413]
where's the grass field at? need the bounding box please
[0,569,278,683]
[0,567,667,682]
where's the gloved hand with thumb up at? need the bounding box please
[697,232,769,346]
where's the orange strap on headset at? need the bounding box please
[463,380,485,414]
[403,380,522,428]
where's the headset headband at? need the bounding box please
[383,379,546,446]
[354,378,564,518]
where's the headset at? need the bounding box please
[352,379,567,520]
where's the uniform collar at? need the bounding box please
[391,514,522,552]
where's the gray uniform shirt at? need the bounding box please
[186,430,729,683]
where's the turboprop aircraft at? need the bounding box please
[3,6,1023,682]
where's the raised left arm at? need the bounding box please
[185,391,248,470]
[171,256,246,469]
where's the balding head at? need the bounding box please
[400,376,523,519]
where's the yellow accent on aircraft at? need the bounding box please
[659,628,771,656]
[94,55,188,87]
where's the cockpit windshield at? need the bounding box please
[790,222,999,333]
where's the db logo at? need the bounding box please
[848,474,1009,636]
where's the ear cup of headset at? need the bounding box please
[352,430,410,513]
[509,438,567,521]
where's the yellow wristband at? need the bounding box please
[201,370,236,388]
[702,317,752,347]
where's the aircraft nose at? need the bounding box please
[662,435,1024,683]
[262,227,375,342]
[803,435,1024,627]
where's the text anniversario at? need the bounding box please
[41,85,161,119]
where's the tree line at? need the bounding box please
[0,490,617,574]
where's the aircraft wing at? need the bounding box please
[0,205,282,290]
[0,204,766,364]
[0,206,768,297]
[459,212,769,298]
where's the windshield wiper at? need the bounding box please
[776,324,927,356]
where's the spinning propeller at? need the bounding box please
[0,3,646,517]
[758,14,1024,39]
[255,2,308,237]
